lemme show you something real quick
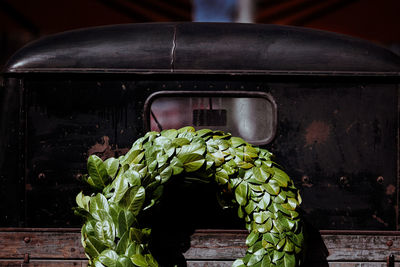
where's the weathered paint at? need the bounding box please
[0,229,398,266]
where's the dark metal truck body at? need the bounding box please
[0,22,399,266]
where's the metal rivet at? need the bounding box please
[301,175,310,183]
[24,237,30,243]
[377,176,384,184]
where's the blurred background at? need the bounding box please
[1,0,399,69]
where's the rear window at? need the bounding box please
[145,91,277,145]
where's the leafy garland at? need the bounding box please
[75,127,304,267]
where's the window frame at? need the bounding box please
[144,90,278,145]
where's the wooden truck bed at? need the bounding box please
[0,229,398,266]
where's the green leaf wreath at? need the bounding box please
[75,127,304,267]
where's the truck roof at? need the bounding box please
[3,22,400,75]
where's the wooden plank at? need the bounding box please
[323,234,400,262]
[0,229,399,263]
[1,261,398,267]
[183,230,400,262]
[186,263,400,267]
[0,230,85,259]
[0,260,86,267]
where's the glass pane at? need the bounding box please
[150,95,276,144]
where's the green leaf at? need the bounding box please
[104,158,119,179]
[160,166,173,184]
[99,249,118,267]
[172,137,191,147]
[178,126,195,133]
[244,200,257,214]
[261,255,272,267]
[93,259,106,267]
[263,181,280,196]
[263,232,279,246]
[247,251,264,265]
[170,157,184,175]
[272,167,290,187]
[178,142,206,156]
[153,136,171,148]
[276,238,286,251]
[116,231,129,254]
[129,228,151,244]
[87,155,108,189]
[273,218,284,233]
[184,159,205,172]
[254,211,269,224]
[238,206,245,218]
[117,256,134,267]
[272,250,284,264]
[232,258,246,267]
[120,186,146,216]
[252,167,269,183]
[161,129,178,139]
[215,169,229,185]
[257,194,271,210]
[94,220,115,248]
[238,161,254,169]
[117,210,135,239]
[284,238,295,253]
[144,254,158,267]
[235,182,249,206]
[283,253,295,267]
[231,136,246,147]
[246,231,259,247]
[84,235,107,258]
[76,192,90,211]
[121,149,143,166]
[177,152,202,163]
[130,254,147,267]
[164,146,175,158]
[89,193,110,221]
[111,176,129,203]
[125,243,139,257]
[288,232,304,248]
[274,191,287,204]
[196,128,213,137]
[211,150,225,166]
[255,218,273,233]
[287,198,299,210]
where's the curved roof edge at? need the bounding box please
[3,22,400,75]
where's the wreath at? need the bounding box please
[75,127,304,267]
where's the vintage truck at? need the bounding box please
[0,22,399,266]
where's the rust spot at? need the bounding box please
[88,136,129,160]
[386,184,396,196]
[88,136,111,156]
[304,121,331,146]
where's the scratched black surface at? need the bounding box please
[0,76,398,231]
